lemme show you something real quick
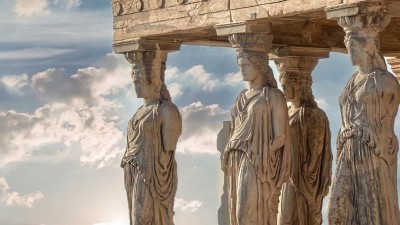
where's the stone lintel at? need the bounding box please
[387,57,400,80]
[214,21,272,36]
[269,46,330,60]
[113,38,181,54]
[325,1,386,19]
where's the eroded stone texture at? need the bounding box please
[326,3,400,225]
[112,0,400,55]
[121,50,182,225]
[217,121,232,225]
[275,57,332,225]
[223,30,291,225]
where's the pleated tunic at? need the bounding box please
[121,100,182,225]
[329,69,400,225]
[224,87,290,225]
[279,106,332,225]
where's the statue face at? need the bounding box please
[280,78,299,102]
[133,73,152,99]
[238,57,259,82]
[345,37,366,66]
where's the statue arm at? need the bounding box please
[161,103,182,152]
[121,118,134,168]
[306,109,327,172]
[375,74,400,158]
[270,90,288,151]
[307,109,332,195]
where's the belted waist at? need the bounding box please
[340,125,366,139]
[337,124,376,149]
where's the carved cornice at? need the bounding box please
[113,38,181,54]
[326,1,387,19]
[111,0,206,16]
[215,22,272,36]
[269,46,330,59]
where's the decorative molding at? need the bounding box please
[325,1,387,19]
[112,1,123,16]
[215,22,272,36]
[269,46,330,59]
[113,38,181,53]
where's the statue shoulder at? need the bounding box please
[374,69,400,96]
[304,107,329,132]
[375,69,399,86]
[305,107,327,120]
[263,87,286,103]
[159,100,181,122]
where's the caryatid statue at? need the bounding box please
[223,32,291,225]
[327,3,400,225]
[121,50,182,225]
[275,57,332,225]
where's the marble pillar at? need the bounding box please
[217,121,232,225]
[216,22,291,225]
[273,56,332,225]
[326,2,400,225]
[121,41,183,225]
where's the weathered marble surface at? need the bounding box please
[223,32,290,225]
[327,4,400,225]
[112,0,400,56]
[275,57,332,225]
[121,50,182,225]
[217,121,232,225]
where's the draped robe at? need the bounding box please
[329,69,400,225]
[224,87,291,225]
[279,106,332,225]
[121,100,182,225]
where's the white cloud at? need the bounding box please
[185,65,218,91]
[65,0,81,8]
[316,97,329,110]
[224,71,242,84]
[53,0,81,9]
[165,67,180,82]
[177,102,230,155]
[165,66,244,98]
[0,54,131,168]
[168,83,183,98]
[0,74,28,91]
[0,48,74,61]
[174,198,204,213]
[1,5,112,50]
[0,177,44,207]
[14,0,49,17]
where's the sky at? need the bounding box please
[0,1,399,225]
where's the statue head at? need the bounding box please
[279,72,316,107]
[276,57,318,107]
[338,14,390,70]
[127,51,171,101]
[237,50,277,88]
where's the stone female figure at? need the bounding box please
[328,14,400,225]
[121,51,182,225]
[223,50,291,225]
[277,58,332,225]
